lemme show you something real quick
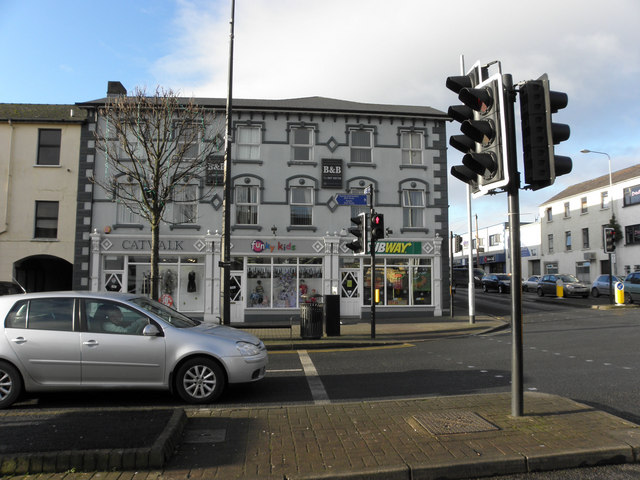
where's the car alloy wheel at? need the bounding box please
[537,288,544,297]
[175,357,226,404]
[591,287,600,297]
[0,361,22,409]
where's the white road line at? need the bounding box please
[298,350,330,405]
[267,369,303,373]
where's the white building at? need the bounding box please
[74,83,450,322]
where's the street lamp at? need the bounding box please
[580,149,612,187]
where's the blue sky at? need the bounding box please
[2,0,639,231]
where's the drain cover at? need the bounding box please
[182,429,226,443]
[410,410,499,435]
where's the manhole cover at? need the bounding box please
[410,410,499,435]
[183,429,226,444]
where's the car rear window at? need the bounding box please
[5,298,74,331]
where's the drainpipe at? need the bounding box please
[0,119,14,234]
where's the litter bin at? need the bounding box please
[324,295,340,336]
[300,302,323,339]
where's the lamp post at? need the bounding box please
[580,149,614,302]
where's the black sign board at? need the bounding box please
[322,159,343,189]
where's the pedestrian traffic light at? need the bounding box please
[371,213,385,241]
[447,72,509,196]
[454,235,463,253]
[519,74,572,190]
[604,227,616,253]
[345,213,368,254]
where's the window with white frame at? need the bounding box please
[601,191,609,209]
[581,196,588,214]
[291,127,313,162]
[582,227,589,248]
[290,186,313,226]
[176,123,199,161]
[546,207,552,221]
[350,129,372,163]
[34,201,59,238]
[173,184,198,224]
[235,185,259,225]
[489,234,501,246]
[236,125,261,160]
[565,231,572,251]
[116,183,141,224]
[402,189,425,228]
[564,202,570,218]
[37,129,61,166]
[548,234,554,253]
[401,131,423,165]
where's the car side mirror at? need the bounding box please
[142,324,161,336]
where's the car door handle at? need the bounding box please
[83,340,99,347]
[11,337,27,345]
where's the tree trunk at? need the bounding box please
[150,218,160,300]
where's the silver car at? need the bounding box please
[0,291,268,409]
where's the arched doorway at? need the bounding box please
[14,255,73,292]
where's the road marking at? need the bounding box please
[267,368,303,373]
[298,350,330,405]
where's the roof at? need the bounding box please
[78,95,447,119]
[541,163,640,205]
[0,104,87,123]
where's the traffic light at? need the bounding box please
[447,72,509,196]
[519,74,572,190]
[371,213,385,241]
[454,235,463,253]
[345,213,368,254]
[604,227,616,253]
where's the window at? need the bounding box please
[173,185,198,224]
[117,183,140,224]
[34,201,59,238]
[290,186,313,226]
[86,300,149,335]
[236,126,260,160]
[548,234,554,254]
[37,129,61,166]
[564,202,570,218]
[581,197,588,214]
[402,190,425,228]
[205,155,224,187]
[625,224,640,245]
[489,234,501,246]
[582,228,589,249]
[176,123,199,160]
[291,127,313,162]
[350,130,372,163]
[235,185,258,225]
[623,184,640,207]
[401,131,423,165]
[546,207,552,222]
[565,231,572,251]
[601,191,609,209]
[8,298,74,331]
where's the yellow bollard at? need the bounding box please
[556,279,564,298]
[615,282,625,305]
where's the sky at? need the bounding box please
[2,0,639,232]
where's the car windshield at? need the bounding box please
[496,275,511,280]
[130,297,201,328]
[559,275,580,283]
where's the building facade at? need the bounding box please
[74,85,450,322]
[0,104,86,291]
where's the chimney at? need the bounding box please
[107,81,127,97]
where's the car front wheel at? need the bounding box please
[482,284,488,293]
[175,357,226,404]
[625,292,633,304]
[591,287,600,297]
[537,287,544,297]
[0,361,22,409]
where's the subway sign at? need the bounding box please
[368,241,422,255]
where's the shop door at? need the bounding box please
[340,269,361,318]
[229,271,244,323]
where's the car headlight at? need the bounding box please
[236,341,262,357]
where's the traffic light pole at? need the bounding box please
[368,185,376,339]
[504,74,524,417]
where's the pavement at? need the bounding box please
[1,314,640,479]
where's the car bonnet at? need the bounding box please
[192,323,263,345]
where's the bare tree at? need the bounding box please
[93,86,222,300]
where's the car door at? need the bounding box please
[4,297,81,385]
[80,299,166,386]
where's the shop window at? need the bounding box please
[291,126,313,162]
[235,185,259,225]
[623,184,640,207]
[34,200,59,239]
[37,129,61,166]
[625,224,640,245]
[401,131,423,165]
[290,186,313,226]
[173,184,198,224]
[349,129,372,163]
[362,258,432,307]
[236,125,261,161]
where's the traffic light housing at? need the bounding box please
[371,213,385,241]
[345,213,368,254]
[447,72,509,197]
[604,227,616,253]
[519,74,572,190]
[454,235,463,253]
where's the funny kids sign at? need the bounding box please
[251,239,297,253]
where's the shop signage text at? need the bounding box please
[251,239,297,253]
[370,241,422,255]
[322,159,343,188]
[122,240,185,251]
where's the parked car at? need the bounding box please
[0,291,268,409]
[452,268,485,288]
[0,281,25,296]
[623,272,640,303]
[481,274,511,294]
[522,275,540,292]
[537,274,589,298]
[591,275,624,297]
